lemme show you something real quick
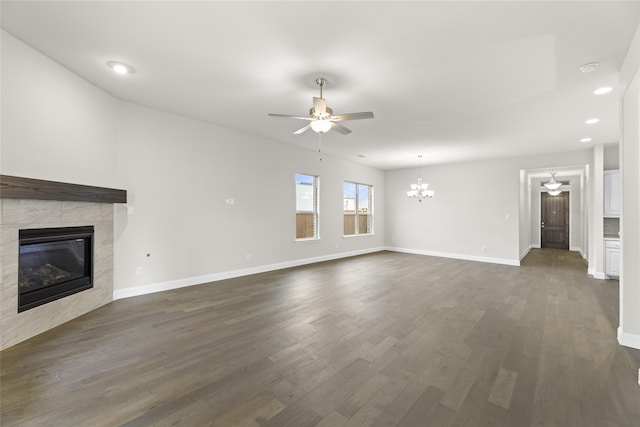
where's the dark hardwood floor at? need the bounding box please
[2,249,639,426]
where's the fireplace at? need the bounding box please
[18,226,94,312]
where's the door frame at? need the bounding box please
[538,187,572,249]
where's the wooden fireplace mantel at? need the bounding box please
[0,175,127,204]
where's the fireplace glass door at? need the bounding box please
[18,226,94,312]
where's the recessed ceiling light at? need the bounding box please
[585,118,600,124]
[579,62,599,73]
[107,61,134,75]
[580,137,592,143]
[593,86,613,95]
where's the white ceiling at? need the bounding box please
[1,1,638,170]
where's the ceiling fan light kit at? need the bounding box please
[269,77,374,135]
[310,120,332,133]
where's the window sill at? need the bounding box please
[295,238,321,243]
[342,234,375,239]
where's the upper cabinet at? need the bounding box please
[604,170,621,217]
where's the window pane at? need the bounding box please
[296,173,315,212]
[343,182,356,213]
[358,184,370,214]
[296,213,316,239]
[296,173,318,240]
[343,181,356,236]
[358,214,369,234]
[344,181,373,236]
[344,214,355,236]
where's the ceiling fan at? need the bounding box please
[269,78,374,135]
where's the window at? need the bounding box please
[343,181,373,236]
[296,173,319,240]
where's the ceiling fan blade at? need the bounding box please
[268,113,313,121]
[293,124,312,134]
[313,97,327,115]
[331,112,374,121]
[331,122,352,135]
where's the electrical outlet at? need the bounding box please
[136,267,143,276]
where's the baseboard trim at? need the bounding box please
[618,327,640,350]
[587,268,607,279]
[113,247,386,300]
[520,247,530,261]
[383,246,520,266]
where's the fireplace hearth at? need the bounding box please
[1,175,125,350]
[18,226,94,312]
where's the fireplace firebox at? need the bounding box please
[18,226,94,312]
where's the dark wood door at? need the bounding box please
[541,192,569,249]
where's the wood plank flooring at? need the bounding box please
[2,249,639,426]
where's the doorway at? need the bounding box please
[541,191,569,249]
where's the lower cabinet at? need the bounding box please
[605,240,620,277]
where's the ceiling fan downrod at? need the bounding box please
[316,77,327,99]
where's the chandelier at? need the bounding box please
[543,172,562,196]
[407,155,434,202]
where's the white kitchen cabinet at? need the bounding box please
[605,240,620,277]
[604,170,621,217]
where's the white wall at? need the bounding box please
[384,150,591,265]
[385,158,519,264]
[518,169,530,259]
[603,143,619,170]
[588,145,605,277]
[1,31,118,187]
[113,102,385,296]
[619,17,640,349]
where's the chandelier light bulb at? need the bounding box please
[543,172,562,191]
[407,155,434,202]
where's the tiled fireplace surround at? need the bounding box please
[1,178,124,350]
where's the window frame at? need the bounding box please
[343,181,374,237]
[295,173,319,241]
